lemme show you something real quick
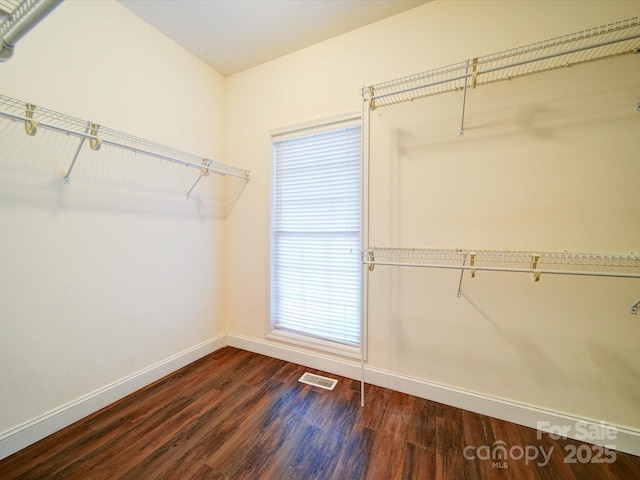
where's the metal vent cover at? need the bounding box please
[298,372,338,390]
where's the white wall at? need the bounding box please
[224,0,640,444]
[0,0,231,454]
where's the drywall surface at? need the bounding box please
[0,0,228,437]
[224,0,640,433]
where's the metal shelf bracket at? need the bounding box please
[89,123,102,151]
[456,252,468,297]
[186,159,212,199]
[24,103,37,136]
[471,57,479,89]
[459,59,470,137]
[531,254,541,282]
[469,252,477,278]
[64,121,91,185]
[368,250,375,271]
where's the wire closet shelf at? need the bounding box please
[364,247,640,313]
[0,94,250,197]
[362,16,640,110]
[365,247,640,278]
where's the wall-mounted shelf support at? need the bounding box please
[531,254,541,282]
[456,252,468,297]
[64,121,90,185]
[367,250,375,271]
[469,252,477,278]
[89,123,101,151]
[459,59,470,137]
[24,102,37,135]
[185,159,212,199]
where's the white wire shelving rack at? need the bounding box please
[360,15,640,301]
[0,94,250,198]
[365,247,640,277]
[356,17,640,407]
[364,247,640,313]
[362,246,640,343]
[361,16,640,135]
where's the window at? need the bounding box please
[270,117,361,354]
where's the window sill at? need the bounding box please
[266,329,361,360]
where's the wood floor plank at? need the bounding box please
[553,437,618,480]
[356,384,389,431]
[519,426,576,480]
[251,386,339,479]
[120,382,259,480]
[187,464,224,480]
[49,396,193,480]
[157,380,296,479]
[607,445,640,480]
[85,386,225,480]
[241,355,288,387]
[224,414,314,479]
[488,416,542,480]
[285,424,345,480]
[0,421,93,479]
[460,410,488,480]
[3,417,133,480]
[331,424,375,480]
[402,443,437,479]
[406,395,437,450]
[266,360,306,384]
[436,411,469,480]
[204,381,303,475]
[1,346,639,480]
[367,431,407,479]
[379,390,416,441]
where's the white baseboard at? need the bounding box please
[227,333,640,457]
[0,335,226,461]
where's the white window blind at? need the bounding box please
[271,120,361,346]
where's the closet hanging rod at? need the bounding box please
[0,94,250,181]
[363,261,640,280]
[367,247,640,266]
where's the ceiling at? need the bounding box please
[118,0,429,77]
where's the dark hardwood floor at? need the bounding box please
[1,346,639,479]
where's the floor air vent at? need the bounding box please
[298,372,338,390]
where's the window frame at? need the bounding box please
[268,113,363,359]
